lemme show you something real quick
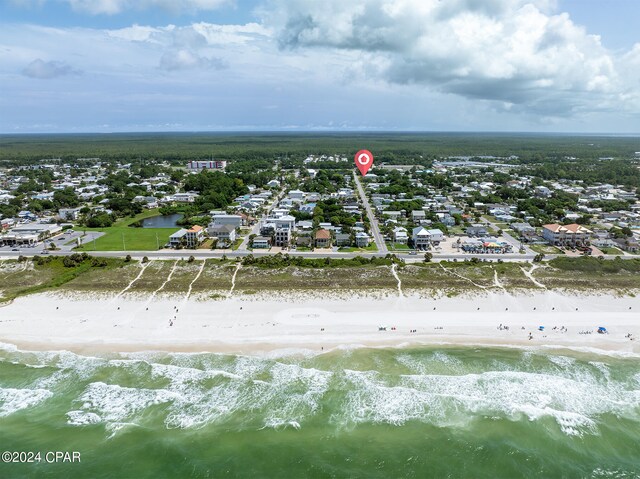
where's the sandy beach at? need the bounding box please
[1,290,638,355]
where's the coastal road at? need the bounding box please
[4,248,638,263]
[353,171,387,254]
[0,248,542,263]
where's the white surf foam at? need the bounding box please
[339,367,640,436]
[0,387,53,417]
[76,382,179,424]
[66,410,101,426]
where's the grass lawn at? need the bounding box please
[338,243,378,252]
[386,242,411,251]
[198,239,214,249]
[77,209,176,251]
[599,247,625,255]
[78,227,175,251]
[530,244,564,254]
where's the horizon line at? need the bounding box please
[1,130,640,137]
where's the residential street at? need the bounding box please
[353,171,387,253]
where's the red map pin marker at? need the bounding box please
[354,149,374,176]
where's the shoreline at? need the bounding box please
[1,291,638,355]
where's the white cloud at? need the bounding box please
[21,58,81,78]
[1,2,639,133]
[159,49,226,70]
[263,0,638,116]
[107,24,162,42]
[59,0,232,15]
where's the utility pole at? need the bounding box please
[122,232,126,251]
[156,232,159,250]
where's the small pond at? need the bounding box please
[140,214,183,228]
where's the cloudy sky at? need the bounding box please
[1,0,639,133]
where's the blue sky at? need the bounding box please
[1,0,639,133]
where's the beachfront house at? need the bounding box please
[252,236,271,249]
[393,226,409,244]
[274,227,291,247]
[355,232,371,248]
[169,225,204,249]
[412,226,431,250]
[412,227,444,250]
[315,229,331,248]
[208,224,237,245]
[542,223,592,247]
[334,233,351,247]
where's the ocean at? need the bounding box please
[1,343,639,478]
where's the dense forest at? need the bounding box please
[1,132,638,164]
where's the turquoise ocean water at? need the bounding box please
[1,343,639,478]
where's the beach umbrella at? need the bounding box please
[538,326,545,331]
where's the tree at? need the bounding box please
[86,213,114,228]
[53,188,80,208]
[424,252,433,262]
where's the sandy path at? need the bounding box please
[493,269,507,292]
[391,264,404,298]
[184,260,206,301]
[521,264,546,289]
[439,263,487,289]
[145,260,179,306]
[228,263,242,298]
[114,260,152,299]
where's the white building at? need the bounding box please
[58,208,82,221]
[355,232,371,248]
[289,189,305,200]
[208,224,237,244]
[393,226,408,244]
[172,192,199,203]
[211,214,243,228]
[187,160,227,170]
[169,225,204,248]
[412,227,444,249]
[1,223,62,246]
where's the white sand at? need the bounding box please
[1,291,638,355]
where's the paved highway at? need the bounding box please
[353,171,387,253]
[0,248,543,263]
[3,247,638,264]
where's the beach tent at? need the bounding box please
[598,327,607,333]
[538,326,545,331]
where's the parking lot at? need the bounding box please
[0,229,104,254]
